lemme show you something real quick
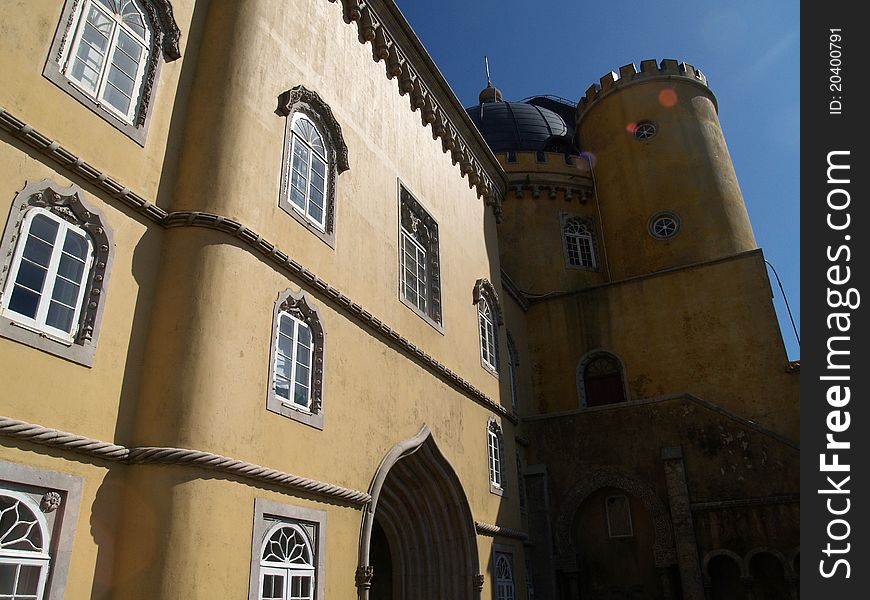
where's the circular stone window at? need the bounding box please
[649,213,680,239]
[633,121,657,140]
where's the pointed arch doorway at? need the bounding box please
[356,425,482,600]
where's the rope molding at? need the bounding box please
[0,106,516,425]
[0,416,371,506]
[474,520,529,541]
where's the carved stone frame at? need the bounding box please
[487,417,507,497]
[248,498,327,600]
[575,348,631,408]
[397,182,443,330]
[473,278,503,377]
[559,212,600,272]
[43,0,183,146]
[266,288,326,430]
[276,86,350,249]
[0,180,114,367]
[492,542,517,600]
[0,459,84,600]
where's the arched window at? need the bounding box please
[473,279,503,375]
[494,553,515,600]
[0,181,113,367]
[579,351,627,408]
[258,523,315,600]
[562,215,596,269]
[0,491,51,600]
[487,418,505,495]
[268,290,326,430]
[287,115,329,230]
[47,0,181,141]
[277,86,350,248]
[63,0,152,123]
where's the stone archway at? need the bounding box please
[356,425,481,600]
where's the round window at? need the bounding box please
[649,213,680,239]
[633,121,657,141]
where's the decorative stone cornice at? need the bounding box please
[0,106,517,425]
[577,59,715,125]
[0,415,371,506]
[327,0,507,222]
[474,521,529,541]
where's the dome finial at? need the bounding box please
[479,55,503,103]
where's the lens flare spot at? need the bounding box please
[659,88,678,107]
[626,122,638,133]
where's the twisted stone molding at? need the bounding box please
[474,521,528,542]
[577,59,714,123]
[0,416,371,506]
[0,107,516,425]
[327,0,505,221]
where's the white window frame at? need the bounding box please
[272,312,314,414]
[287,114,330,232]
[478,298,498,373]
[0,208,94,344]
[0,491,51,600]
[400,226,428,315]
[397,185,442,329]
[487,418,506,496]
[257,523,315,600]
[564,218,596,269]
[60,0,152,125]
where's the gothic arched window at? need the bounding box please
[286,115,329,231]
[0,492,51,600]
[258,523,315,600]
[473,279,503,376]
[579,351,627,408]
[487,418,506,496]
[562,215,597,269]
[494,552,515,600]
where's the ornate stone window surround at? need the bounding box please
[575,348,630,409]
[560,212,599,272]
[267,288,326,431]
[276,85,350,249]
[648,211,681,240]
[248,498,326,600]
[43,0,182,145]
[0,180,114,367]
[473,278,503,377]
[397,182,442,331]
[487,416,507,497]
[0,459,84,600]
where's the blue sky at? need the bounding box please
[396,0,801,360]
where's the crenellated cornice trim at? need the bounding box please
[0,106,517,425]
[328,0,507,222]
[0,416,371,506]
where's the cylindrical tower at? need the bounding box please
[576,59,756,280]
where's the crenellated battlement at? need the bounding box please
[577,59,712,118]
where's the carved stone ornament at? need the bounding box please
[473,573,485,591]
[355,565,374,589]
[40,491,63,513]
[472,278,503,326]
[399,187,442,323]
[277,290,326,414]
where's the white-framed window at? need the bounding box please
[398,186,442,326]
[287,115,329,231]
[61,0,152,124]
[0,491,51,600]
[563,217,596,269]
[267,289,325,430]
[487,418,505,495]
[258,523,315,600]
[249,500,325,600]
[494,552,515,600]
[273,312,314,412]
[0,461,83,600]
[478,298,498,372]
[1,208,94,343]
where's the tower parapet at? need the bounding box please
[578,59,713,122]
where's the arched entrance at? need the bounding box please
[356,425,481,600]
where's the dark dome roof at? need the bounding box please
[466,100,574,154]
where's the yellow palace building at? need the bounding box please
[0,1,798,599]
